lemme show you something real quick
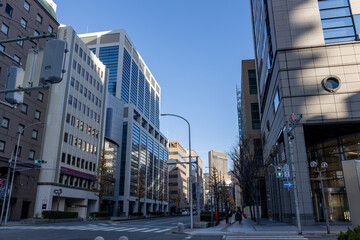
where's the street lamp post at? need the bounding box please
[310,161,330,234]
[54,189,62,211]
[3,121,45,225]
[161,113,193,229]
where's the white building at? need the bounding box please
[34,25,108,218]
[79,30,169,216]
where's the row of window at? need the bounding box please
[0,140,36,160]
[59,173,95,189]
[73,44,104,80]
[65,113,99,139]
[70,77,102,108]
[63,131,98,155]
[61,152,96,172]
[68,94,100,123]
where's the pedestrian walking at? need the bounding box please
[225,209,229,224]
[235,208,242,224]
[228,209,232,224]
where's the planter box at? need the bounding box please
[194,221,209,228]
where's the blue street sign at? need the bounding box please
[283,164,290,178]
[0,192,3,198]
[283,181,293,188]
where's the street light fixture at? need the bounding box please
[161,113,194,229]
[3,121,45,225]
[310,161,330,234]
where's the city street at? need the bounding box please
[0,216,220,240]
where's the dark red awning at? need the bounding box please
[61,166,97,181]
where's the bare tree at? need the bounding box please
[95,148,111,209]
[229,138,263,224]
[135,169,146,215]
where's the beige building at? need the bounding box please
[168,141,189,212]
[208,150,229,181]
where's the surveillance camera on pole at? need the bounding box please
[5,66,24,105]
[40,39,66,85]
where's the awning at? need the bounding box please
[61,167,97,181]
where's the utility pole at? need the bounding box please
[286,113,303,235]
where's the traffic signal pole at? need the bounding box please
[286,113,303,235]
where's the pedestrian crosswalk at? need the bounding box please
[224,235,308,240]
[0,223,173,234]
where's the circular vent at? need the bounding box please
[322,76,341,92]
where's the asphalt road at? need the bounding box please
[0,216,221,240]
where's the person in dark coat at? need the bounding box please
[235,208,243,224]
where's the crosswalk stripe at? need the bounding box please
[141,228,160,232]
[127,228,149,232]
[225,237,308,240]
[154,228,171,233]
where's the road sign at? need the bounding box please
[267,164,276,175]
[283,164,290,178]
[283,181,294,188]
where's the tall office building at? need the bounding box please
[79,30,168,215]
[208,150,229,181]
[238,59,266,216]
[0,0,58,220]
[250,0,360,224]
[34,25,108,218]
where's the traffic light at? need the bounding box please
[276,166,283,178]
[34,160,47,164]
[40,39,66,85]
[289,113,302,127]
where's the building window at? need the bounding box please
[32,129,38,139]
[74,43,78,53]
[1,117,9,128]
[14,55,20,63]
[48,25,53,33]
[64,132,68,143]
[21,104,28,114]
[34,30,40,36]
[1,24,9,35]
[0,140,5,152]
[36,14,43,24]
[17,36,23,47]
[14,145,22,156]
[18,124,25,134]
[20,18,27,29]
[274,89,280,112]
[37,92,43,101]
[248,70,257,94]
[79,48,83,58]
[5,4,13,16]
[28,150,35,160]
[24,1,30,11]
[318,0,355,43]
[0,44,5,52]
[35,110,41,120]
[251,103,260,130]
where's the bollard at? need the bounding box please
[119,237,129,240]
[177,222,184,233]
[94,237,104,240]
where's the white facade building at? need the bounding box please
[79,30,169,216]
[34,25,108,218]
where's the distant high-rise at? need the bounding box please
[79,30,168,215]
[208,150,229,180]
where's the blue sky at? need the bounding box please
[56,0,254,172]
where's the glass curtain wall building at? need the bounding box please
[250,0,360,224]
[79,30,168,215]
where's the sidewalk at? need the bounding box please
[186,218,352,236]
